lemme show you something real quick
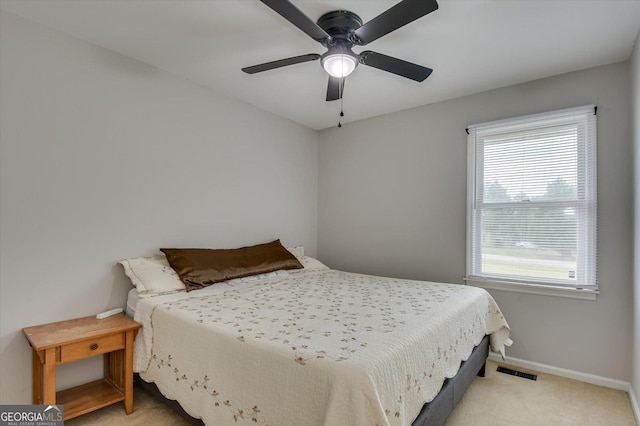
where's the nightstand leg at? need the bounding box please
[124,330,135,414]
[32,349,43,404]
[43,348,57,405]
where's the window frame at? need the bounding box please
[465,105,598,300]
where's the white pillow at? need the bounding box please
[287,246,305,261]
[299,256,329,270]
[119,255,186,297]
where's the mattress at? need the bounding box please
[132,267,511,426]
[126,288,140,318]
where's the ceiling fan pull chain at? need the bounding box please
[338,77,344,128]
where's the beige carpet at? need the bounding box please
[66,361,637,426]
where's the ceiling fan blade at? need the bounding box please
[242,53,321,74]
[360,51,432,82]
[352,0,438,45]
[326,76,344,101]
[260,0,331,43]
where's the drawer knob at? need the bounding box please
[90,343,99,350]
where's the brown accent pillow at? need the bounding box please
[161,239,303,292]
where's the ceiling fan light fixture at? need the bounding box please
[320,42,359,78]
[322,53,357,78]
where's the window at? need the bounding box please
[466,105,597,299]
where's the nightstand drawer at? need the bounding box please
[61,334,124,363]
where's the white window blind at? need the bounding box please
[466,105,597,292]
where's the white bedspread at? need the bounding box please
[134,268,510,426]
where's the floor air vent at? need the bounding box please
[496,366,537,381]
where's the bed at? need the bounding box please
[121,241,511,426]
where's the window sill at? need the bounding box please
[464,278,598,301]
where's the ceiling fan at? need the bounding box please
[242,0,438,102]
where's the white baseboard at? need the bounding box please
[629,385,640,425]
[488,353,629,391]
[488,354,640,424]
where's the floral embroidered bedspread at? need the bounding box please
[134,268,511,426]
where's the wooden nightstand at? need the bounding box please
[23,314,142,420]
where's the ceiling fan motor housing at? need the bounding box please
[316,10,363,43]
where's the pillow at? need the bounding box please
[161,239,303,292]
[119,255,186,297]
[286,246,304,261]
[299,256,330,270]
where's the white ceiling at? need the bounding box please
[2,0,640,130]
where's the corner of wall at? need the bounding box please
[631,26,640,423]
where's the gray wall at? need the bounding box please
[0,13,318,403]
[632,29,640,408]
[319,62,633,382]
[1,6,636,408]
